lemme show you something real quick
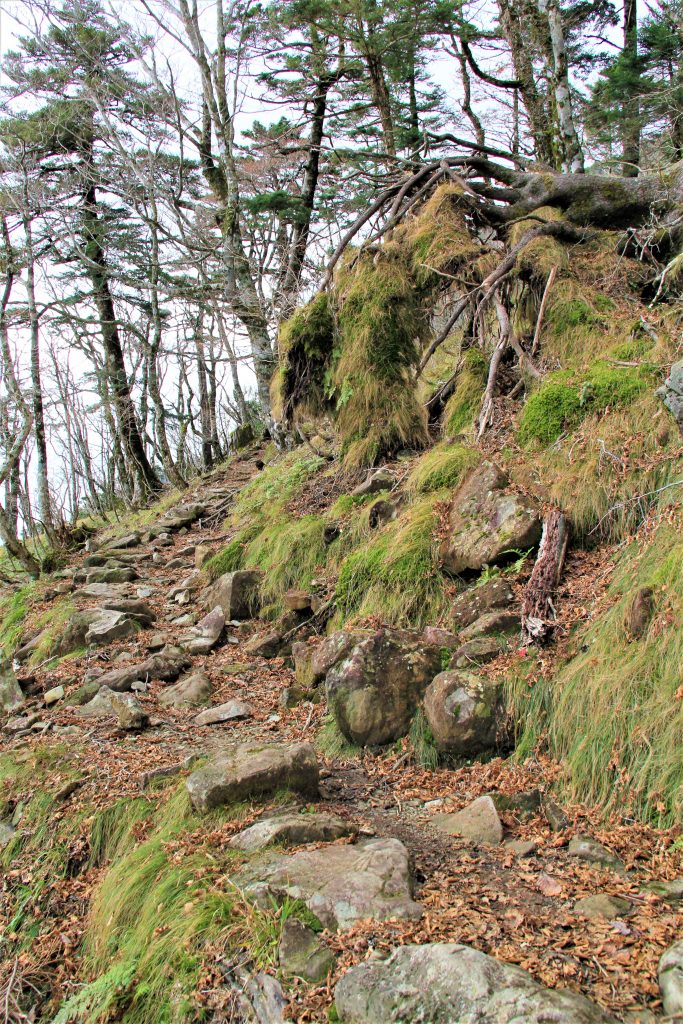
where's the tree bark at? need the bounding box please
[521,509,569,641]
[537,0,584,172]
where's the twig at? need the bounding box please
[588,479,683,535]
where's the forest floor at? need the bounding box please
[1,446,681,1024]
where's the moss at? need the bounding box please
[519,362,653,446]
[315,714,361,759]
[443,349,488,435]
[408,442,478,494]
[333,495,447,627]
[277,293,336,422]
[507,523,683,827]
[400,183,481,290]
[243,515,327,607]
[0,584,35,657]
[203,537,245,580]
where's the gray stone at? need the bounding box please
[229,811,353,853]
[451,636,506,668]
[110,692,149,730]
[195,544,212,570]
[100,599,156,625]
[159,502,206,532]
[659,939,683,1017]
[84,610,138,646]
[283,589,315,612]
[293,630,368,688]
[103,532,141,550]
[86,647,191,693]
[334,942,617,1023]
[158,670,212,707]
[244,630,282,658]
[326,628,443,746]
[644,877,683,903]
[432,795,503,845]
[65,680,102,706]
[85,567,139,585]
[75,583,131,601]
[543,795,569,832]
[351,467,396,497]
[568,835,625,872]
[44,684,65,706]
[250,837,421,932]
[368,499,397,529]
[194,699,252,725]
[0,659,24,713]
[278,919,334,983]
[656,358,683,433]
[459,610,520,641]
[421,626,460,648]
[451,578,515,630]
[203,570,262,619]
[504,838,538,857]
[0,821,15,847]
[423,671,505,757]
[179,606,225,655]
[186,741,319,812]
[76,686,116,718]
[573,894,632,920]
[440,462,541,575]
[490,789,542,819]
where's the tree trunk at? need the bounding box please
[81,185,162,502]
[622,0,640,176]
[537,0,584,172]
[522,509,570,641]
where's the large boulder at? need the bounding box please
[100,599,156,625]
[334,942,617,1023]
[203,570,262,619]
[440,462,541,575]
[186,741,319,812]
[84,610,139,646]
[0,659,23,714]
[325,628,443,746]
[423,671,505,756]
[249,837,422,931]
[178,606,225,655]
[278,919,334,984]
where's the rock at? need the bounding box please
[293,631,367,688]
[659,939,683,1017]
[203,569,262,619]
[440,462,541,576]
[278,919,334,984]
[325,628,443,746]
[4,712,40,734]
[573,894,632,920]
[87,647,191,693]
[84,610,139,646]
[159,502,205,532]
[459,609,520,641]
[110,692,149,730]
[195,544,212,570]
[75,582,131,601]
[194,699,252,725]
[421,626,460,648]
[624,586,655,638]
[250,837,421,931]
[100,599,156,625]
[656,357,683,433]
[323,523,340,544]
[229,811,353,853]
[490,789,542,819]
[543,795,569,832]
[368,499,397,529]
[44,684,65,706]
[451,635,506,668]
[76,686,116,718]
[423,671,505,757]
[0,821,15,847]
[568,835,625,872]
[85,567,139,585]
[351,467,396,497]
[334,942,617,1024]
[179,606,225,655]
[244,630,282,658]
[283,589,314,612]
[644,877,683,903]
[225,968,287,1024]
[505,838,538,857]
[103,532,141,550]
[451,578,516,629]
[65,680,102,706]
[0,659,24,713]
[186,741,319,812]
[158,670,212,707]
[146,632,169,652]
[432,795,503,845]
[280,686,319,709]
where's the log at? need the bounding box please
[521,509,569,643]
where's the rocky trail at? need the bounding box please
[1,448,681,1024]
